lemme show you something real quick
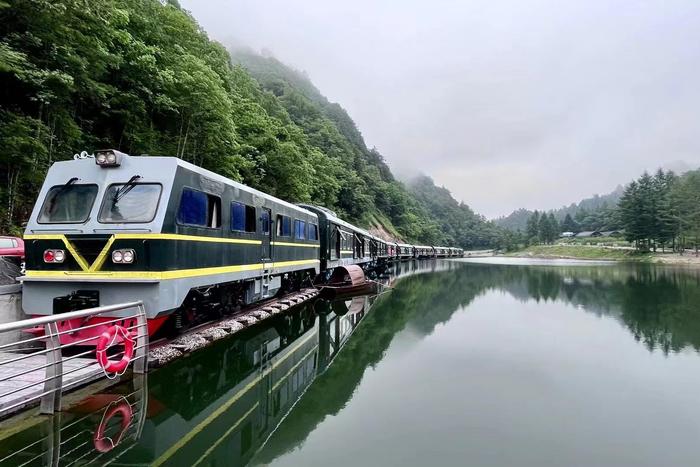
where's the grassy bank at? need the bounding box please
[508,245,651,261]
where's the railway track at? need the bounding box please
[147,287,320,368]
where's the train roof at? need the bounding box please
[176,158,317,218]
[296,204,364,233]
[25,154,317,234]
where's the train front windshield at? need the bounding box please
[38,184,98,223]
[99,183,162,223]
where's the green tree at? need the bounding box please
[560,213,577,233]
[548,213,559,241]
[526,211,540,244]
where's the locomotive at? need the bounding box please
[21,150,463,342]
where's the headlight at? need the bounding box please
[95,149,125,167]
[43,249,65,263]
[112,249,135,264]
[122,249,134,263]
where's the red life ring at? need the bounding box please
[93,400,133,453]
[96,325,135,374]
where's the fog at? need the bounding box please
[180,0,700,218]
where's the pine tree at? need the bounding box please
[538,213,551,244]
[548,213,559,241]
[619,181,645,249]
[561,213,577,233]
[526,211,540,244]
[636,172,656,250]
[653,169,678,251]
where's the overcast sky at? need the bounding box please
[181,0,700,218]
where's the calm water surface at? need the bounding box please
[2,259,700,466]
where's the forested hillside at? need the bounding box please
[496,186,625,232]
[406,175,501,249]
[0,0,499,248]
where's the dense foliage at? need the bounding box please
[617,169,700,251]
[515,168,700,252]
[496,186,624,232]
[405,175,503,249]
[0,0,502,248]
[523,211,559,244]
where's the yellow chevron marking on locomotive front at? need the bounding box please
[270,241,319,248]
[61,237,91,271]
[24,259,320,281]
[89,235,116,272]
[26,233,263,273]
[24,234,92,271]
[151,332,318,467]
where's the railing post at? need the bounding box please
[133,302,148,374]
[132,373,148,439]
[40,322,63,414]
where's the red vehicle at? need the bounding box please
[0,236,24,264]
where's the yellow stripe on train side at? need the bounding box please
[271,241,319,248]
[151,332,318,467]
[24,259,320,281]
[114,233,262,245]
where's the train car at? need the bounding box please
[434,246,450,258]
[374,236,390,261]
[387,242,398,259]
[296,204,372,274]
[22,151,321,341]
[414,245,433,258]
[367,234,388,262]
[397,243,413,260]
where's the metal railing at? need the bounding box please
[0,301,148,418]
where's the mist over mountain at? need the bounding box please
[230,47,500,248]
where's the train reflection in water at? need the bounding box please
[0,259,456,466]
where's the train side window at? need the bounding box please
[294,219,306,240]
[177,188,221,228]
[308,223,318,241]
[276,215,291,237]
[231,202,256,232]
[261,209,270,234]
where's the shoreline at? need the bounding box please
[469,245,700,268]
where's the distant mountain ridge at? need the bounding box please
[495,185,625,232]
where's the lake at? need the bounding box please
[2,258,700,466]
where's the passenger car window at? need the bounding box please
[231,202,256,232]
[276,215,291,237]
[294,219,306,239]
[177,188,221,228]
[99,183,161,223]
[308,223,319,241]
[261,209,271,234]
[38,184,98,224]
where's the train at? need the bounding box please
[21,150,463,342]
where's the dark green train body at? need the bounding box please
[21,151,462,341]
